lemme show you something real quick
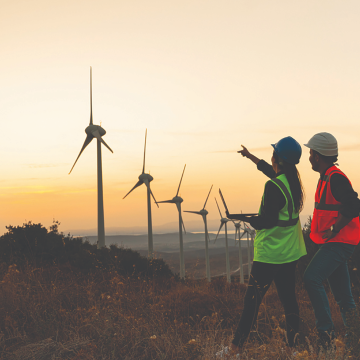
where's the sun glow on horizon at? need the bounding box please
[1,0,360,235]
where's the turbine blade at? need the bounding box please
[176,164,186,197]
[100,138,114,153]
[150,187,159,208]
[123,180,143,199]
[203,184,213,209]
[214,197,223,218]
[142,129,147,174]
[214,222,224,243]
[175,203,186,234]
[181,215,186,234]
[90,66,93,125]
[184,210,202,215]
[156,200,175,204]
[69,135,93,174]
[143,178,159,208]
[92,130,113,153]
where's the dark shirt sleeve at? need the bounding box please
[330,173,360,219]
[249,180,286,230]
[257,160,277,179]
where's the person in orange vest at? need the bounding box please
[303,132,360,348]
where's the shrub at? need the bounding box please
[0,221,172,278]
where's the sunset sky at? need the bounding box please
[1,0,360,235]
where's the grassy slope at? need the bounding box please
[0,264,358,360]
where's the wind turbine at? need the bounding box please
[184,185,213,282]
[233,220,245,284]
[123,130,158,258]
[243,222,255,277]
[214,197,230,283]
[69,66,113,249]
[156,165,187,279]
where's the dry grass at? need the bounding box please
[0,263,358,360]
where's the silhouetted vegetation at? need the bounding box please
[0,221,172,278]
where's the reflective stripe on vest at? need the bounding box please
[271,178,299,227]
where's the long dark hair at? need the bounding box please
[273,151,305,213]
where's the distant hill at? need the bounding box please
[83,232,253,280]
[64,215,310,236]
[65,219,245,236]
[83,232,251,253]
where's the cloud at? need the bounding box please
[211,146,270,153]
[163,131,215,137]
[27,163,66,168]
[340,143,360,151]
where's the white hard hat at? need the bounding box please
[304,132,338,156]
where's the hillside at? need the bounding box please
[0,221,359,359]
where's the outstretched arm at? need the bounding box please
[238,145,260,165]
[238,145,276,178]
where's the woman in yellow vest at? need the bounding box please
[216,136,307,359]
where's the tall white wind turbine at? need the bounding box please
[243,223,255,277]
[156,165,187,279]
[69,67,113,249]
[233,220,245,284]
[184,185,213,282]
[123,130,158,258]
[214,197,231,283]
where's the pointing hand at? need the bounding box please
[237,145,251,158]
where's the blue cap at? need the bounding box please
[271,136,302,164]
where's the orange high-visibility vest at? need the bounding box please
[310,165,360,245]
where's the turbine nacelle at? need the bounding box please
[139,173,153,183]
[199,209,208,216]
[86,124,106,137]
[172,196,183,204]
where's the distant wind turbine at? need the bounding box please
[123,130,158,258]
[214,197,231,283]
[233,220,245,284]
[69,66,113,249]
[156,165,187,279]
[243,223,255,277]
[184,185,213,282]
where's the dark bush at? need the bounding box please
[0,221,172,278]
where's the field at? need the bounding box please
[0,221,359,359]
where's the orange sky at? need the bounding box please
[1,0,360,234]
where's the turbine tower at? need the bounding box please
[184,185,213,282]
[69,66,113,249]
[233,220,245,284]
[243,222,254,277]
[214,197,231,283]
[123,130,158,258]
[156,165,187,279]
